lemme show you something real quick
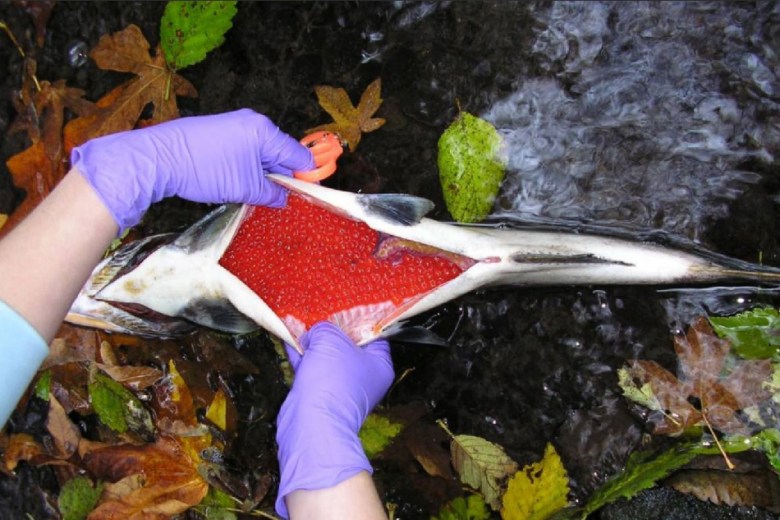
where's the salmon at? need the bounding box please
[66,175,780,350]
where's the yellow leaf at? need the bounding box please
[306,78,386,151]
[0,214,6,231]
[205,388,228,431]
[501,443,570,520]
[168,359,186,403]
[450,434,519,510]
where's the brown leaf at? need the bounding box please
[65,25,197,147]
[83,436,208,520]
[47,394,82,459]
[97,364,163,392]
[3,433,43,471]
[2,140,58,235]
[306,78,385,151]
[626,359,701,435]
[405,422,454,480]
[627,317,773,436]
[667,469,780,512]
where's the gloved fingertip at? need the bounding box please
[284,342,303,371]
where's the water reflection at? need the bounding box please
[483,2,779,244]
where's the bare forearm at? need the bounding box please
[285,471,387,520]
[0,170,117,341]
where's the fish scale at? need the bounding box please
[218,193,467,329]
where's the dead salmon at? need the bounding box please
[66,175,780,350]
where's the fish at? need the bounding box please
[66,174,780,351]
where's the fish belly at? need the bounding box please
[218,193,473,342]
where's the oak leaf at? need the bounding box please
[622,317,772,436]
[306,78,385,151]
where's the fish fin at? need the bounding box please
[181,298,259,334]
[359,194,434,226]
[89,234,175,293]
[384,324,450,346]
[173,204,243,253]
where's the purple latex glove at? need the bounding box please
[275,322,394,519]
[70,109,315,233]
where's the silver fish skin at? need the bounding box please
[67,175,780,350]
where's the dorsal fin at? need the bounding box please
[359,194,434,225]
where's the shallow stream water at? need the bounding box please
[2,2,780,518]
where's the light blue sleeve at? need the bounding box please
[0,300,49,427]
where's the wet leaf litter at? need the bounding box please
[1,4,780,518]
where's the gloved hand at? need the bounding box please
[70,109,315,233]
[275,322,394,519]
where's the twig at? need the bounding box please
[700,412,735,470]
[0,21,25,58]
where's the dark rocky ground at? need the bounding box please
[1,2,779,519]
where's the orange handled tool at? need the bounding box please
[293,131,344,182]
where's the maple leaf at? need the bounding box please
[623,317,773,436]
[63,24,197,148]
[306,78,386,151]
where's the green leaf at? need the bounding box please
[709,307,780,359]
[752,429,780,473]
[88,371,154,437]
[438,112,506,223]
[582,445,697,518]
[58,476,103,520]
[581,439,754,518]
[500,443,570,520]
[197,487,237,520]
[431,494,491,520]
[160,1,238,70]
[359,412,403,459]
[617,367,662,411]
[34,369,51,401]
[449,433,518,510]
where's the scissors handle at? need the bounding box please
[293,131,344,182]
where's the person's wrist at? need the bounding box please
[276,395,371,518]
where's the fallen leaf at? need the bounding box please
[621,317,773,436]
[305,78,385,151]
[438,112,506,223]
[205,388,228,431]
[2,78,96,236]
[82,436,209,520]
[58,475,103,520]
[88,370,156,440]
[500,443,569,520]
[404,422,454,480]
[96,364,163,392]
[582,443,700,517]
[64,24,197,147]
[432,494,491,520]
[359,412,403,459]
[47,394,82,459]
[709,307,780,359]
[3,433,43,471]
[160,1,238,70]
[444,427,518,510]
[0,214,7,231]
[667,468,780,512]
